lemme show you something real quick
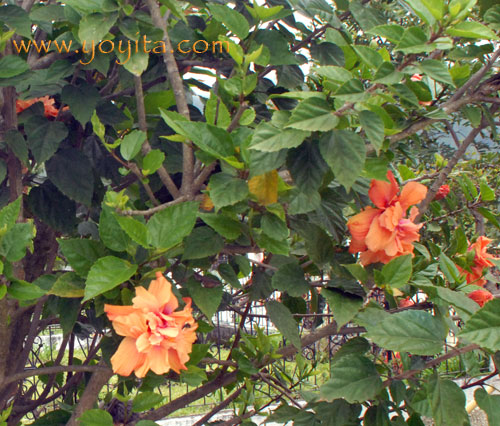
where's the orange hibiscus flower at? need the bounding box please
[104,272,197,378]
[468,289,494,307]
[347,171,427,265]
[458,236,498,286]
[16,96,62,118]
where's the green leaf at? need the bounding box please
[250,122,309,152]
[78,409,113,426]
[439,253,461,283]
[208,4,249,40]
[335,79,367,101]
[118,48,149,76]
[266,300,301,349]
[99,205,131,252]
[8,280,46,301]
[46,149,94,206]
[427,374,468,426]
[480,179,495,201]
[382,255,413,288]
[183,227,224,259]
[353,45,383,69]
[477,207,500,231]
[367,25,405,43]
[271,262,309,298]
[359,110,385,153]
[322,289,363,329]
[365,310,447,355]
[395,28,429,53]
[159,0,187,22]
[349,0,386,30]
[78,12,118,47]
[205,96,231,128]
[28,183,77,233]
[404,0,439,24]
[208,174,249,209]
[199,213,241,240]
[0,197,21,229]
[475,388,500,426]
[114,215,149,248]
[132,392,165,413]
[5,130,28,164]
[418,60,454,86]
[285,98,339,132]
[218,263,241,288]
[257,233,290,256]
[0,5,32,38]
[261,213,289,241]
[320,354,382,403]
[58,239,107,278]
[332,336,371,361]
[315,65,353,83]
[57,297,81,335]
[0,222,35,262]
[446,21,499,40]
[29,410,71,425]
[25,117,68,164]
[120,130,146,161]
[173,121,234,159]
[61,84,101,125]
[146,201,199,250]
[186,279,222,320]
[287,141,328,192]
[459,299,500,351]
[49,272,86,298]
[310,42,345,66]
[142,150,165,176]
[319,130,366,191]
[83,256,138,301]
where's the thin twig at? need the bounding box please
[133,75,180,198]
[416,115,489,221]
[192,387,244,426]
[118,195,189,216]
[382,344,481,386]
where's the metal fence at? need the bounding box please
[23,294,485,423]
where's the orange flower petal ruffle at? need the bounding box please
[105,272,197,378]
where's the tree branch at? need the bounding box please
[415,116,489,221]
[66,360,113,426]
[145,1,194,197]
[3,364,111,386]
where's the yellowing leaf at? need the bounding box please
[201,193,214,211]
[248,170,278,206]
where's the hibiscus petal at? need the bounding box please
[347,207,381,242]
[136,332,152,353]
[111,337,146,377]
[167,348,187,374]
[149,272,178,313]
[133,286,161,312]
[368,171,399,209]
[468,289,493,307]
[359,249,392,266]
[365,213,396,253]
[399,182,427,211]
[104,304,137,320]
[147,346,171,375]
[110,312,147,338]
